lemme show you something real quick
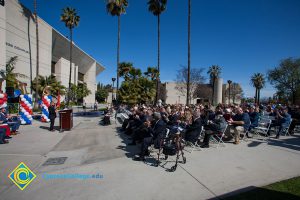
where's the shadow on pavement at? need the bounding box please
[247,134,300,152]
[115,127,141,159]
[214,185,300,200]
[39,125,61,131]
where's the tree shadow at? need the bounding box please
[247,134,300,151]
[214,185,300,200]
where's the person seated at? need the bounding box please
[167,109,179,126]
[124,111,143,135]
[247,106,260,137]
[268,107,292,139]
[0,107,20,134]
[289,106,300,134]
[184,110,202,144]
[0,128,9,144]
[227,107,251,144]
[134,112,166,161]
[201,111,227,148]
[128,116,153,145]
[0,124,12,139]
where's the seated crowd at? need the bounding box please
[0,106,21,144]
[117,102,299,160]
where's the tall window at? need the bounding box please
[51,61,56,74]
[78,72,84,82]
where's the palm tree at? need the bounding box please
[60,7,80,107]
[106,0,128,103]
[186,0,191,105]
[32,75,66,98]
[34,0,39,107]
[250,73,266,105]
[207,65,221,105]
[4,56,28,95]
[148,0,167,104]
[144,67,159,81]
[118,62,133,81]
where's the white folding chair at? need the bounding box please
[251,117,272,140]
[184,127,204,153]
[210,124,228,148]
[279,119,293,136]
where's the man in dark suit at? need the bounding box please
[49,102,57,131]
[201,111,227,148]
[184,110,203,144]
[134,112,166,161]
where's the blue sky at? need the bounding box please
[21,0,300,98]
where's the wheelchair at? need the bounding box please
[155,126,186,172]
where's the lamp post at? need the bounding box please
[111,78,116,105]
[227,80,232,104]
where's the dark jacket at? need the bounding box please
[0,112,7,123]
[207,116,227,133]
[149,119,167,140]
[185,117,202,143]
[249,111,259,127]
[48,105,56,119]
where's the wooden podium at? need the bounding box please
[59,109,73,131]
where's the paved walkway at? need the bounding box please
[0,116,300,200]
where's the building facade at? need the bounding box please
[164,80,242,105]
[0,0,105,103]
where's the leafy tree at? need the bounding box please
[4,56,28,94]
[194,84,212,102]
[69,83,91,104]
[207,65,221,105]
[228,83,243,104]
[268,58,300,104]
[144,66,159,81]
[250,73,266,105]
[60,7,80,106]
[118,62,156,105]
[175,65,205,104]
[31,75,66,98]
[148,0,167,103]
[106,0,128,101]
[96,83,109,103]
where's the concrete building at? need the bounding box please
[164,80,243,105]
[0,0,105,103]
[165,82,198,105]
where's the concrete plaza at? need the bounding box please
[0,114,300,200]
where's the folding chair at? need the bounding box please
[279,119,293,136]
[251,117,272,140]
[210,124,228,148]
[185,128,204,153]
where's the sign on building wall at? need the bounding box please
[0,0,4,7]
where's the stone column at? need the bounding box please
[214,78,223,105]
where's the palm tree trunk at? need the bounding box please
[228,84,231,104]
[257,89,260,105]
[67,27,73,107]
[28,17,32,94]
[186,0,191,106]
[34,0,39,107]
[212,77,215,105]
[254,88,257,104]
[116,15,120,103]
[155,14,160,105]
